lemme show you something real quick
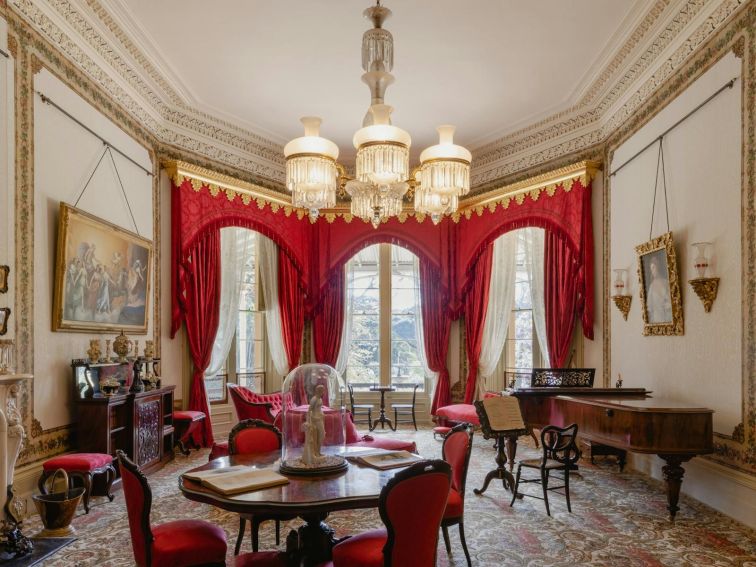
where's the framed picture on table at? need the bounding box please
[52,203,152,333]
[635,231,684,336]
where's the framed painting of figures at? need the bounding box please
[53,203,152,333]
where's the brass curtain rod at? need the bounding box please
[35,90,153,177]
[609,76,738,177]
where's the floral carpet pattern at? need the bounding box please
[23,428,756,566]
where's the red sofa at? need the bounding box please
[434,391,502,427]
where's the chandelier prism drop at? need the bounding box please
[284,1,471,227]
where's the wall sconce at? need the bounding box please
[688,242,719,312]
[611,269,632,321]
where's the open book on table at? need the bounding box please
[183,466,289,496]
[346,449,423,470]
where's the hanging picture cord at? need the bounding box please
[649,137,670,241]
[73,142,141,236]
[610,76,737,178]
[36,91,152,177]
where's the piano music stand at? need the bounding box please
[472,399,528,496]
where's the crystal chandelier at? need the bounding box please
[284,1,471,227]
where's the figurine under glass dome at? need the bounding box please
[279,364,348,475]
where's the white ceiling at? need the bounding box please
[111,0,648,161]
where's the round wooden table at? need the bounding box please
[179,451,401,564]
[368,385,396,431]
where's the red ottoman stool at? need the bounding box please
[38,453,115,514]
[174,410,206,456]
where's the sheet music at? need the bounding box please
[482,396,525,431]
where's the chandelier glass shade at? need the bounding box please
[283,117,339,221]
[283,2,471,226]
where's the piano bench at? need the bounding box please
[582,440,626,472]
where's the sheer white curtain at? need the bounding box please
[258,234,290,376]
[523,228,550,366]
[205,228,255,380]
[335,265,351,375]
[410,254,434,382]
[477,231,518,398]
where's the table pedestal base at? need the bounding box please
[474,433,519,496]
[286,512,346,566]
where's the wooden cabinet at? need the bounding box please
[75,386,175,474]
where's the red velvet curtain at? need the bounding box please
[463,245,494,403]
[544,231,580,368]
[183,230,221,446]
[278,248,305,370]
[420,262,453,414]
[313,269,345,367]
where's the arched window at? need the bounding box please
[343,243,427,391]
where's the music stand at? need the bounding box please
[472,397,529,496]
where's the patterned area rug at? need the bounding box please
[21,429,756,566]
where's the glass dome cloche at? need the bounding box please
[279,364,349,476]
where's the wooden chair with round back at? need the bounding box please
[440,422,474,567]
[117,450,227,567]
[229,419,296,555]
[510,423,580,516]
[331,459,452,567]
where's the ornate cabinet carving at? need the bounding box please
[74,385,175,475]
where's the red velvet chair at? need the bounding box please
[440,423,474,567]
[116,450,226,567]
[229,419,295,556]
[332,459,451,567]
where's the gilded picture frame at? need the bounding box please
[0,266,8,294]
[635,231,684,336]
[53,203,153,333]
[0,308,9,335]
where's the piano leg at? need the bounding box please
[659,454,693,520]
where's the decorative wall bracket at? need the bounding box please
[688,277,720,313]
[612,295,632,320]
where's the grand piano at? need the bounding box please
[512,386,714,520]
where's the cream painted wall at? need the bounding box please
[33,69,153,429]
[609,53,752,526]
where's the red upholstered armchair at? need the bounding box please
[228,384,294,423]
[441,423,474,567]
[332,460,452,567]
[117,450,226,567]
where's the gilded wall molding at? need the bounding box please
[603,3,756,474]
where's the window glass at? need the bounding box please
[506,233,536,384]
[345,244,425,391]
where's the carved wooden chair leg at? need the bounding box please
[411,407,417,431]
[251,516,262,553]
[441,525,451,554]
[80,472,93,514]
[105,464,116,502]
[458,520,472,567]
[235,517,247,555]
[509,465,522,507]
[541,469,550,517]
[564,470,572,513]
[275,519,281,545]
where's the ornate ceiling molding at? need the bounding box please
[4,0,748,193]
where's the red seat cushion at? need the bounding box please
[444,487,464,519]
[174,410,206,422]
[433,426,451,435]
[435,404,480,426]
[209,441,230,461]
[235,551,288,567]
[349,437,417,453]
[152,519,227,567]
[332,529,386,567]
[43,453,113,472]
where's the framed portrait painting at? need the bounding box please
[635,231,684,336]
[52,203,152,333]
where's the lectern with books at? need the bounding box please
[472,395,529,496]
